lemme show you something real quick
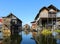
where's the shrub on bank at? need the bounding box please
[41,29,52,36]
[54,30,60,33]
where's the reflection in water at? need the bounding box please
[2,33,22,44]
[32,32,57,44]
[21,31,36,44]
[56,39,60,44]
[24,30,30,35]
[1,30,60,44]
[11,34,22,44]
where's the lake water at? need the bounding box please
[0,31,60,44]
[21,31,36,44]
[0,32,3,39]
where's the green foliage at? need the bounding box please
[41,29,52,36]
[54,30,60,33]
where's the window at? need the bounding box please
[11,19,17,24]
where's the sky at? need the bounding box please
[0,0,60,25]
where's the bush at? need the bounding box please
[41,29,52,36]
[54,30,60,33]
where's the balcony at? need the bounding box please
[48,12,56,18]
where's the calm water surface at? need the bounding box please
[21,31,36,44]
[0,31,60,44]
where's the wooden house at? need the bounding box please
[31,21,37,31]
[0,18,3,32]
[2,13,22,36]
[33,5,60,30]
[23,24,30,31]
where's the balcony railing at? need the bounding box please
[48,12,56,18]
[48,14,56,18]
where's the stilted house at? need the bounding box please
[2,13,22,36]
[0,18,3,32]
[32,5,60,30]
[0,18,3,39]
[23,24,30,31]
[31,21,37,31]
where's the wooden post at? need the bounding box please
[47,18,48,29]
[56,12,57,29]
[52,17,53,32]
[40,19,41,30]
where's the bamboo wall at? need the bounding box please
[2,18,11,36]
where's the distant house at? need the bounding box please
[31,21,37,31]
[0,18,3,39]
[32,5,60,30]
[23,24,30,31]
[2,13,22,36]
[0,18,3,32]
